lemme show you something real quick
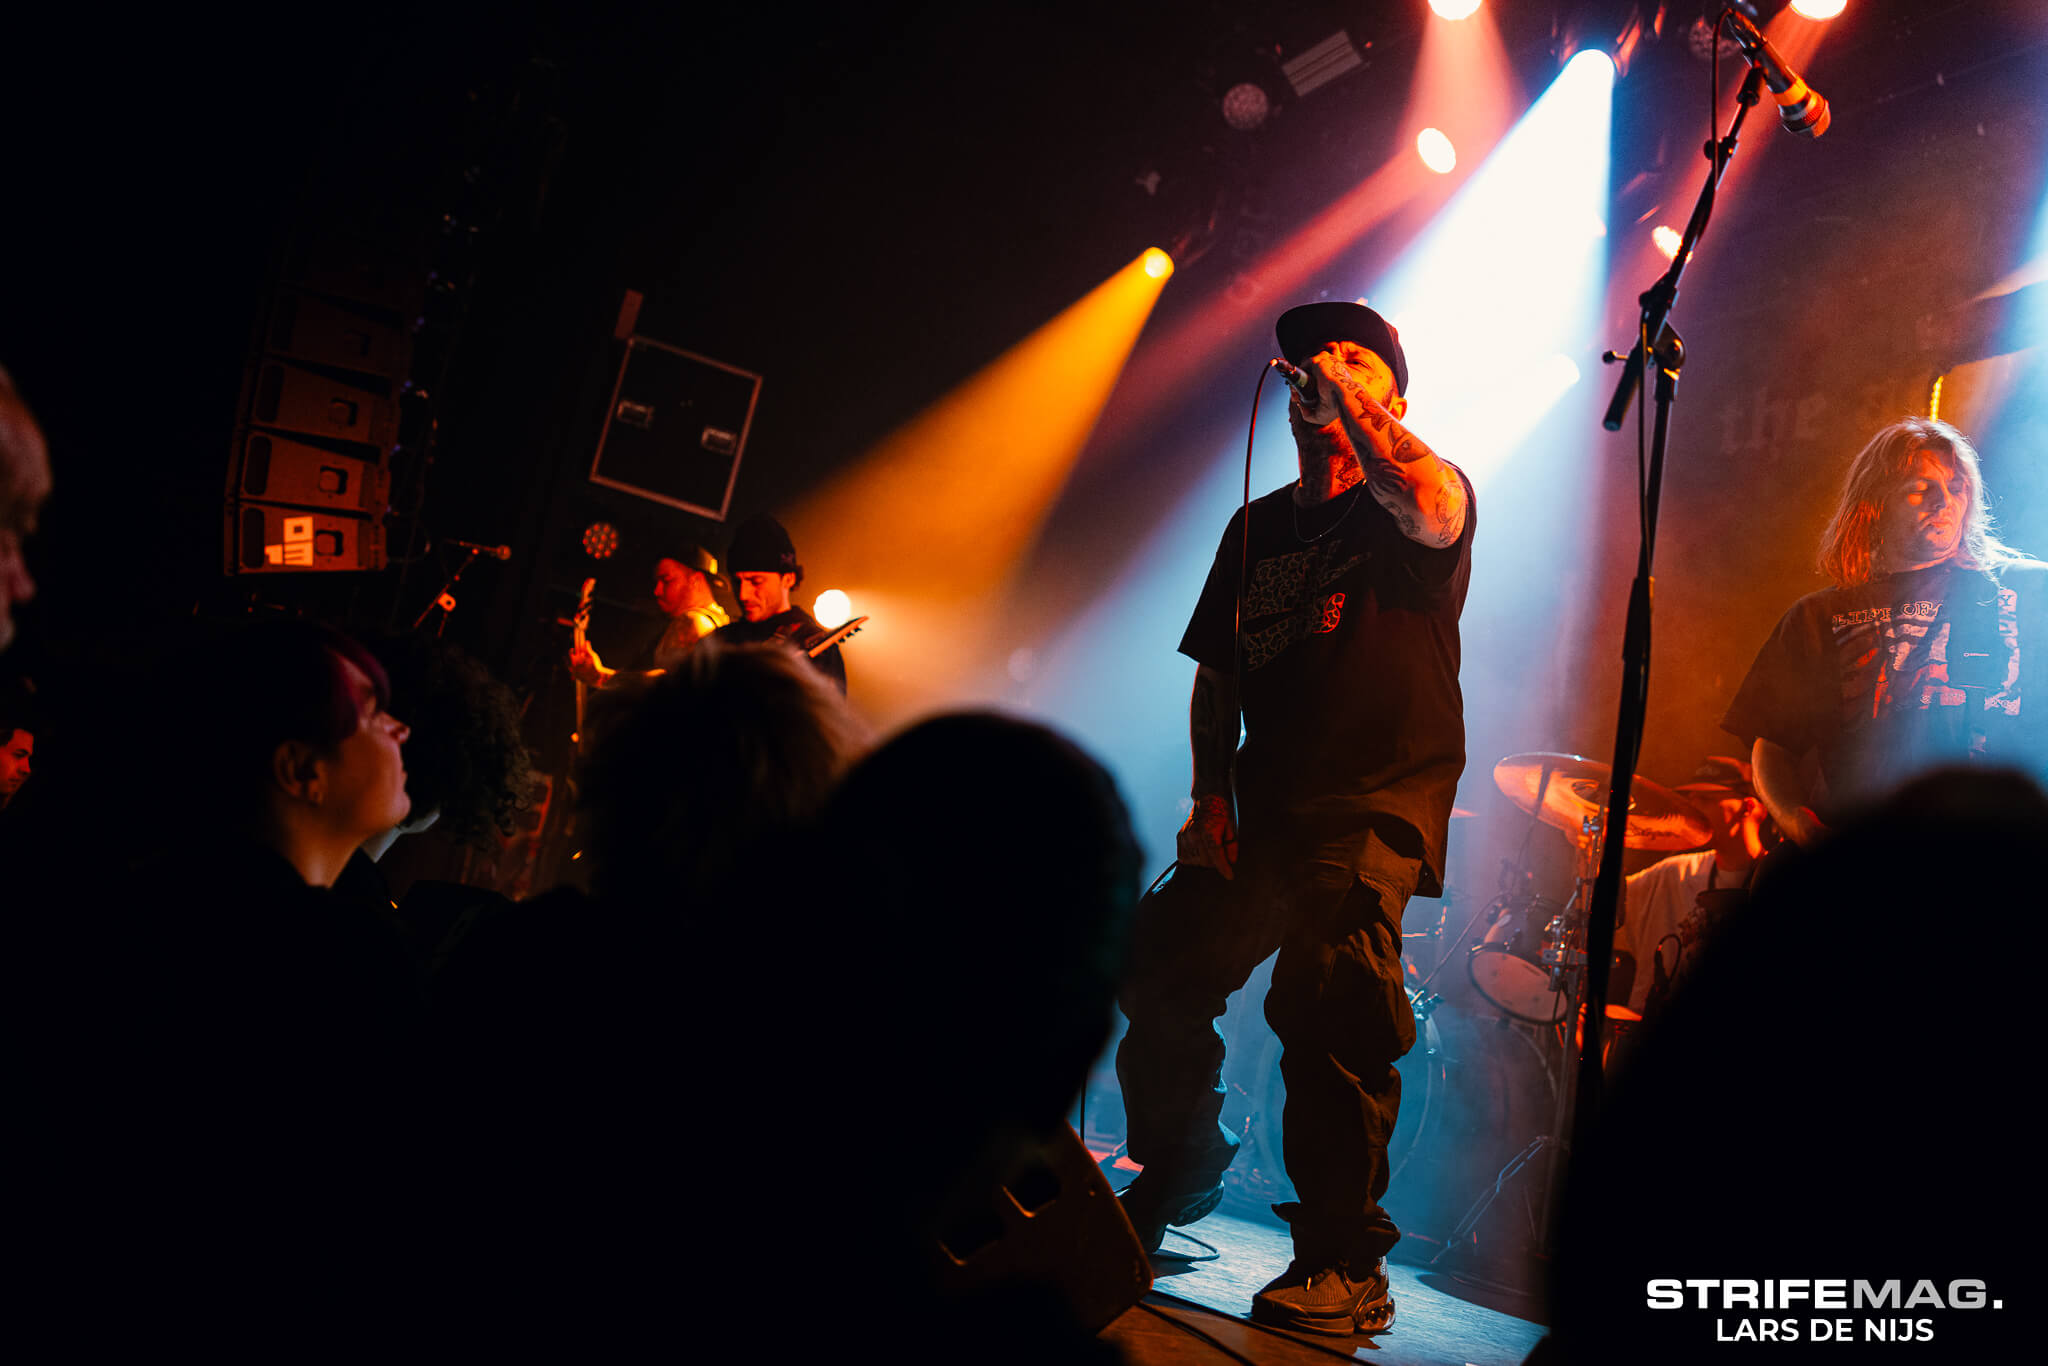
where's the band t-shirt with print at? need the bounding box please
[1178,471,1475,897]
[1723,561,2048,819]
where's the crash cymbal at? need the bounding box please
[1492,752,1712,852]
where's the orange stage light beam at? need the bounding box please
[782,250,1171,725]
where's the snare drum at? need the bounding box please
[1576,1000,1643,1072]
[1467,896,1569,1024]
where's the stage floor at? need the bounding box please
[1103,1211,1546,1365]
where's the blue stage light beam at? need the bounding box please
[1366,48,1616,495]
[1016,50,1620,876]
[2005,181,2048,353]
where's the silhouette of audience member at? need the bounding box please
[353,626,536,861]
[576,636,867,902]
[1543,767,2039,1363]
[0,700,33,813]
[432,639,868,1339]
[330,628,537,965]
[185,619,416,884]
[0,365,51,654]
[39,621,434,1338]
[795,713,1142,1360]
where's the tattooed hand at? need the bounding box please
[1177,792,1240,879]
[1302,347,1469,548]
[1290,365,1346,427]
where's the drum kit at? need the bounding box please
[1218,749,1717,1269]
[1431,751,1713,1262]
[1466,752,1711,1027]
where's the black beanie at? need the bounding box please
[725,513,802,584]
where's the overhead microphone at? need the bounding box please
[443,537,512,560]
[1722,9,1832,139]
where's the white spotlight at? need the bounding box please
[1430,0,1483,19]
[813,589,851,628]
[1417,128,1458,174]
[1365,25,1615,490]
[1564,48,1617,82]
[1791,0,1847,19]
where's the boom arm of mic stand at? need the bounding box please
[1602,65,1765,433]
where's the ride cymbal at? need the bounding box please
[1492,751,1711,851]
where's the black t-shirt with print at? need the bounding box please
[1178,471,1475,896]
[714,605,848,694]
[1722,561,2048,820]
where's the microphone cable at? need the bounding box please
[1238,362,1278,675]
[1148,359,1277,897]
[1101,364,1277,1167]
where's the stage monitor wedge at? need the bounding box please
[588,335,761,522]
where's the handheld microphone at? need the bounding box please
[1722,10,1831,139]
[444,538,512,560]
[1271,358,1324,410]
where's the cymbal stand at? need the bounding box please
[1432,815,1603,1266]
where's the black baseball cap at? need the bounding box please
[666,543,726,592]
[1276,301,1408,396]
[1674,755,1756,803]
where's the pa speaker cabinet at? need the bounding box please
[230,506,386,574]
[588,335,760,521]
[229,430,389,515]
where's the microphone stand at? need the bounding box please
[411,544,487,634]
[1576,64,1768,1147]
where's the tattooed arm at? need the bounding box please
[1177,663,1241,879]
[1307,350,1469,548]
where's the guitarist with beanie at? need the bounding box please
[715,513,847,695]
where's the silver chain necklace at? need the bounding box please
[1291,481,1364,543]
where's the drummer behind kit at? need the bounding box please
[1469,753,1712,1032]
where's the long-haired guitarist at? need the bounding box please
[1723,416,2048,845]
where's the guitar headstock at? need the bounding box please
[804,614,869,658]
[571,578,596,645]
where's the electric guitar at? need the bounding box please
[569,577,596,749]
[802,614,868,658]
